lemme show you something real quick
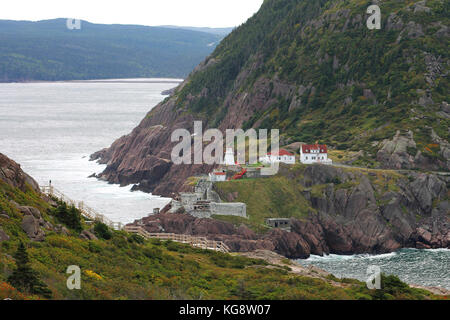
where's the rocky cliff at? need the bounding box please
[128,164,449,259]
[92,0,449,196]
[0,153,73,242]
[0,153,39,193]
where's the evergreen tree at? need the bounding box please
[8,242,52,298]
[54,202,82,232]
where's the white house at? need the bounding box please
[260,149,296,165]
[300,144,332,165]
[209,170,227,182]
[223,148,236,166]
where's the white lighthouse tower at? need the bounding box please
[223,148,235,166]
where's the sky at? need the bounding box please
[0,0,264,28]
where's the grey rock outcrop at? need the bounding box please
[21,215,45,241]
[376,130,449,171]
[0,153,40,193]
[377,130,416,169]
[80,230,98,241]
[412,1,431,13]
[0,211,9,219]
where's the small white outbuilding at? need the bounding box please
[260,149,296,165]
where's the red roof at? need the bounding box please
[267,149,294,156]
[301,144,328,154]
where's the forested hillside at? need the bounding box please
[0,19,223,81]
[93,0,449,198]
[175,0,449,169]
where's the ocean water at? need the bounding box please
[0,79,181,224]
[297,248,450,290]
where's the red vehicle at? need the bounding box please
[228,167,247,180]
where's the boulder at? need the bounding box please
[442,101,450,114]
[55,224,70,236]
[236,225,256,240]
[21,215,45,241]
[417,227,432,244]
[0,228,9,241]
[19,206,42,219]
[0,212,9,219]
[264,228,311,259]
[80,230,98,241]
[412,1,431,13]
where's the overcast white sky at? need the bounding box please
[0,0,264,28]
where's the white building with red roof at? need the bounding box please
[259,149,296,165]
[209,170,227,182]
[300,144,332,165]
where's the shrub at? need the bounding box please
[128,234,144,244]
[93,222,112,240]
[407,147,418,157]
[88,241,102,253]
[143,246,163,259]
[53,202,82,232]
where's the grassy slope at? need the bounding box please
[214,173,314,232]
[0,179,440,300]
[213,164,415,231]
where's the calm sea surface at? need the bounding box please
[0,79,181,224]
[0,79,448,290]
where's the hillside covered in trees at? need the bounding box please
[92,0,449,197]
[0,19,224,81]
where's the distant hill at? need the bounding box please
[0,19,223,81]
[159,25,234,36]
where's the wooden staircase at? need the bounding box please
[41,185,231,253]
[124,225,231,253]
[40,185,124,230]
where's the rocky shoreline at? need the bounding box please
[125,164,449,259]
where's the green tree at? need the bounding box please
[94,222,112,240]
[54,202,82,232]
[8,242,52,298]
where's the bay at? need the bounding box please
[0,79,181,224]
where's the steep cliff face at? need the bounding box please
[93,0,449,195]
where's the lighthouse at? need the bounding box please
[223,148,235,166]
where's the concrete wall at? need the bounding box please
[211,202,247,218]
[207,189,222,203]
[177,179,247,219]
[266,218,291,231]
[180,193,203,211]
